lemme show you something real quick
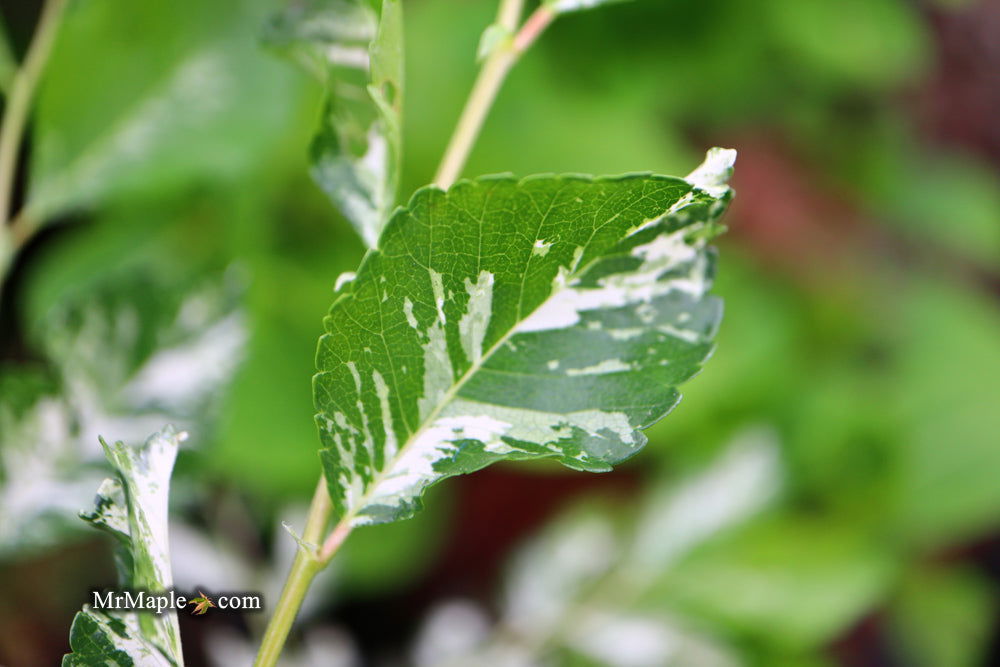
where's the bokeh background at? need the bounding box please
[1,0,999,665]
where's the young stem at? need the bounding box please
[433,3,555,189]
[0,0,67,245]
[496,0,524,33]
[253,478,344,667]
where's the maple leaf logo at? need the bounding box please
[188,591,216,615]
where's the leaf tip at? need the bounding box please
[686,147,737,197]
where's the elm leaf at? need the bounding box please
[265,0,403,247]
[63,427,185,667]
[315,149,736,526]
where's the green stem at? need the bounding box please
[496,0,525,33]
[433,2,555,189]
[0,0,68,281]
[253,478,344,667]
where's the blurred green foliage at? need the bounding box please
[2,0,999,665]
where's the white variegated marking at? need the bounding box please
[686,147,737,197]
[516,226,709,334]
[102,429,180,589]
[403,297,419,329]
[533,239,552,256]
[626,192,696,238]
[416,319,452,423]
[444,398,637,450]
[429,268,447,324]
[325,44,370,69]
[458,271,495,365]
[372,370,398,459]
[550,0,616,13]
[324,127,390,248]
[565,359,632,376]
[607,327,645,340]
[354,398,637,521]
[656,323,701,343]
[335,271,357,292]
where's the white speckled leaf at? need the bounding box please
[63,427,184,667]
[265,0,403,247]
[315,150,736,526]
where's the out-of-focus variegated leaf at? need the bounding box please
[27,0,300,224]
[63,427,185,666]
[265,0,403,247]
[628,430,781,572]
[315,149,736,527]
[413,428,781,667]
[0,272,245,557]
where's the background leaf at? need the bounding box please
[265,0,403,247]
[26,0,300,223]
[413,427,781,667]
[0,264,244,556]
[315,150,734,526]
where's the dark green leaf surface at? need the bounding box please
[315,150,735,526]
[266,0,403,247]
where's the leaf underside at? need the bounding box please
[315,150,735,526]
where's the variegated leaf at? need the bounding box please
[265,0,403,247]
[63,427,184,666]
[413,427,781,667]
[315,149,736,526]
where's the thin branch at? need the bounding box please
[0,0,68,283]
[433,3,556,189]
[253,478,336,667]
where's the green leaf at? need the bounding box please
[763,0,927,90]
[891,277,1000,547]
[889,566,995,667]
[63,427,185,667]
[655,514,895,650]
[315,149,735,526]
[265,0,404,247]
[28,0,300,223]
